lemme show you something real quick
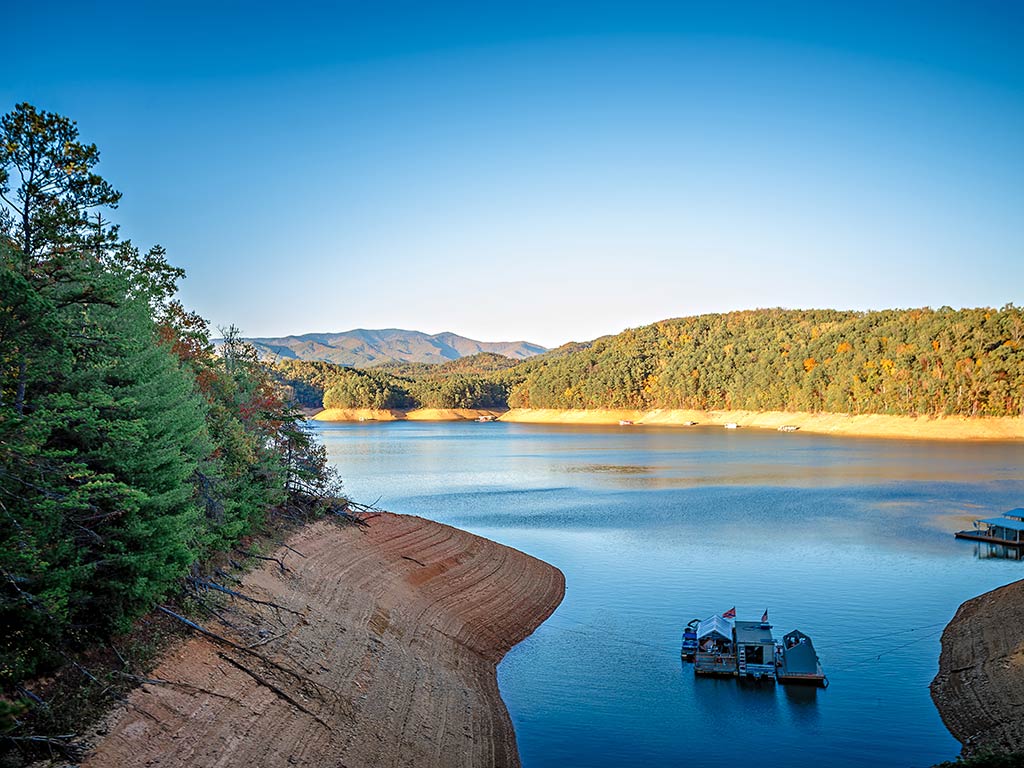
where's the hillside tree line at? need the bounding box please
[0,104,340,695]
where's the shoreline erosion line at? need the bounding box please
[313,407,1024,441]
[86,513,565,768]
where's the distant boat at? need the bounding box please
[777,425,799,432]
[724,423,739,429]
[619,419,634,426]
[683,421,697,426]
[955,509,1024,548]
[476,414,497,422]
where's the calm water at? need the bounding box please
[314,421,1024,768]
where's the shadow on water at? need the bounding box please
[783,684,821,710]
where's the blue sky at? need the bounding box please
[5,1,1022,347]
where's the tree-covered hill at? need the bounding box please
[507,307,1024,417]
[286,308,1024,419]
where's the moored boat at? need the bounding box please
[680,619,700,661]
[693,614,737,676]
[776,630,828,687]
[955,509,1024,547]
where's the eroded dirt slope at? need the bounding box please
[87,513,565,768]
[932,579,1024,756]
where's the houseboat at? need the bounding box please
[776,630,828,687]
[476,414,497,422]
[777,425,799,432]
[618,419,634,426]
[955,509,1024,548]
[693,615,737,676]
[685,611,828,687]
[734,619,777,681]
[724,423,739,429]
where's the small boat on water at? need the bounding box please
[724,423,739,429]
[776,630,828,687]
[777,425,799,432]
[680,619,700,661]
[618,419,634,426]
[955,509,1024,548]
[476,414,497,422]
[684,610,827,686]
[683,421,697,426]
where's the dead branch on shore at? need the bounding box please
[1,734,86,762]
[213,566,243,585]
[234,548,291,574]
[155,606,324,690]
[279,541,307,558]
[216,653,337,732]
[156,606,250,653]
[186,576,303,616]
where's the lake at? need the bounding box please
[313,420,1024,768]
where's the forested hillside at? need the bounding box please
[508,308,1024,417]
[291,309,1023,418]
[0,104,341,709]
[277,353,515,411]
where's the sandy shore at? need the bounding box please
[314,407,506,422]
[313,406,1022,440]
[931,579,1024,757]
[86,513,565,768]
[498,408,1024,441]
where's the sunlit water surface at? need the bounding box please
[314,421,1024,768]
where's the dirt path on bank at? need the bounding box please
[931,579,1024,756]
[86,513,565,768]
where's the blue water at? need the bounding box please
[314,421,1024,768]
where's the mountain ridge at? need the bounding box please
[229,328,547,367]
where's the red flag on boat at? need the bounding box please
[761,609,769,623]
[722,607,736,619]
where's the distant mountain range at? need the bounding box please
[229,329,547,367]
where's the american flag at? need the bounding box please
[761,609,769,623]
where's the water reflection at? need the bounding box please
[973,542,1024,560]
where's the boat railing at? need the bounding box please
[695,652,736,673]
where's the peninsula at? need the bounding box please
[86,513,565,768]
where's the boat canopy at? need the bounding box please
[980,516,1024,531]
[1004,508,1024,521]
[696,614,733,642]
[734,620,774,645]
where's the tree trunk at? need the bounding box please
[14,356,27,415]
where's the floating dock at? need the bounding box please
[955,508,1024,548]
[685,611,828,687]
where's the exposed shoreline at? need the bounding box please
[932,579,1024,757]
[86,513,565,768]
[314,406,1024,441]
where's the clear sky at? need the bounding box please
[5,1,1022,347]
